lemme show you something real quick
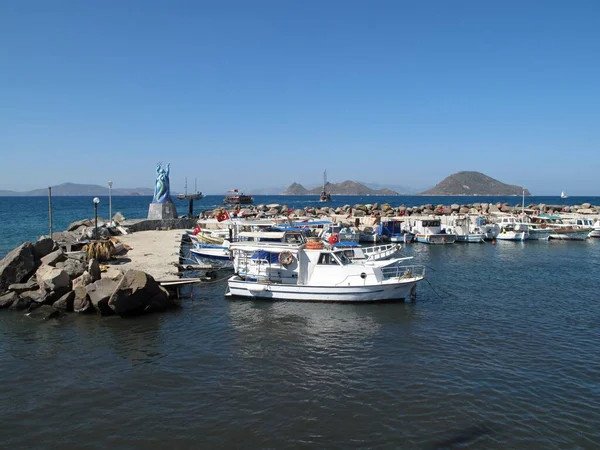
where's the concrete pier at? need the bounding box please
[110,229,185,283]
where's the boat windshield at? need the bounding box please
[334,251,352,265]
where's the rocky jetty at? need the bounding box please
[0,217,177,319]
[205,201,600,221]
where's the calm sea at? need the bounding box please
[1,195,599,448]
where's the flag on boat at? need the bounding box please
[216,210,230,222]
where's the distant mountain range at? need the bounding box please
[282,180,399,196]
[0,172,531,197]
[418,171,531,196]
[0,182,154,196]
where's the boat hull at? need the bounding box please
[415,234,457,244]
[549,229,590,240]
[226,276,422,302]
[455,233,486,243]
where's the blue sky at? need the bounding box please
[1,0,599,195]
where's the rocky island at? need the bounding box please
[418,171,530,196]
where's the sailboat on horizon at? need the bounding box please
[561,190,568,199]
[320,170,332,202]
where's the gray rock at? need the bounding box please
[67,219,94,232]
[55,258,86,280]
[86,278,118,315]
[8,279,40,294]
[36,265,70,291]
[0,242,36,293]
[73,285,92,313]
[88,259,101,282]
[26,305,61,320]
[112,212,125,223]
[40,248,67,267]
[53,290,75,312]
[9,296,32,311]
[0,292,18,309]
[108,269,172,316]
[101,267,123,282]
[72,271,93,290]
[33,238,56,261]
[46,286,72,305]
[20,288,49,304]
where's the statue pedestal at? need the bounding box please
[148,201,177,220]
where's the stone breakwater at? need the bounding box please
[0,218,180,320]
[205,201,600,219]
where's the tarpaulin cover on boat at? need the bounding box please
[250,250,280,264]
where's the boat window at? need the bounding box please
[317,253,338,265]
[335,251,352,265]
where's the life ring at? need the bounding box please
[278,251,294,266]
[328,234,340,244]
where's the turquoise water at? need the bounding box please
[1,195,600,447]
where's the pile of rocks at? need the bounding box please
[0,237,176,319]
[206,201,600,221]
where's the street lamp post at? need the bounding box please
[108,181,113,226]
[93,197,100,240]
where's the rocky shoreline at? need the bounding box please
[0,219,177,320]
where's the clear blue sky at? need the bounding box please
[1,0,599,195]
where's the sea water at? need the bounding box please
[0,195,599,448]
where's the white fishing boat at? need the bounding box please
[443,216,485,243]
[226,240,425,302]
[590,220,600,238]
[410,218,457,244]
[529,215,590,240]
[190,242,232,268]
[494,215,529,241]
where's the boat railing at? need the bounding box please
[380,264,426,280]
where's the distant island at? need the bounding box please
[418,171,531,196]
[0,172,531,197]
[282,180,399,196]
[0,182,154,197]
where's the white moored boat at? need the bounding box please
[226,240,425,302]
[410,218,457,244]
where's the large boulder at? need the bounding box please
[0,292,18,309]
[108,270,172,316]
[36,265,70,291]
[53,290,75,312]
[86,279,118,315]
[72,271,93,290]
[55,258,87,280]
[9,296,32,311]
[40,249,67,267]
[33,238,56,261]
[20,288,49,304]
[0,242,36,293]
[73,285,92,313]
[8,279,39,294]
[88,259,101,282]
[101,267,123,282]
[67,219,94,232]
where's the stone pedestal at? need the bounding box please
[148,201,177,220]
